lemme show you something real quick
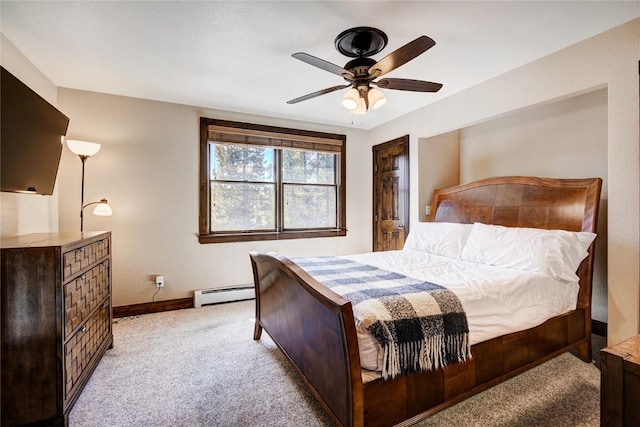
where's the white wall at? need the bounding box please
[0,34,60,237]
[57,89,370,306]
[370,19,639,346]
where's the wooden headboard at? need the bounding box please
[429,176,602,311]
[429,176,601,233]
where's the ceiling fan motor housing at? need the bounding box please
[335,27,388,58]
[344,57,377,81]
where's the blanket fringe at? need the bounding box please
[382,333,471,380]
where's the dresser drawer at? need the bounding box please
[64,302,111,400]
[64,260,110,339]
[63,238,110,280]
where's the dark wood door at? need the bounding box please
[373,135,409,251]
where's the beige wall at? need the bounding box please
[418,131,460,222]
[0,34,60,237]
[460,89,608,322]
[414,89,609,322]
[57,89,370,306]
[371,19,639,345]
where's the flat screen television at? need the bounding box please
[1,66,69,195]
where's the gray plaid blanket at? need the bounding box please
[293,256,471,380]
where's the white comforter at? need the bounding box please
[342,249,579,371]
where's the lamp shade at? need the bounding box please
[92,199,113,216]
[66,140,101,157]
[342,88,360,110]
[368,88,386,110]
[93,203,113,216]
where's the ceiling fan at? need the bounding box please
[287,27,443,113]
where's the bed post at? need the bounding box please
[575,178,602,362]
[250,257,263,341]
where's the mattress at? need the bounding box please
[341,249,580,371]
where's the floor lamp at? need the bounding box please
[66,140,113,231]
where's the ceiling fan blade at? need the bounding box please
[292,52,355,80]
[374,78,442,92]
[286,84,350,104]
[368,36,436,78]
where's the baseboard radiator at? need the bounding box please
[193,284,255,308]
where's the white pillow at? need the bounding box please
[460,222,596,282]
[403,222,473,259]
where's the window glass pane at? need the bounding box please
[283,184,336,229]
[211,182,275,231]
[282,149,335,184]
[210,144,274,182]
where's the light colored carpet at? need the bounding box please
[70,300,600,426]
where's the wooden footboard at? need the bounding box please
[250,252,364,427]
[364,308,590,427]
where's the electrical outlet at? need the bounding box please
[155,275,165,288]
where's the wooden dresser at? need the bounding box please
[1,231,113,427]
[601,334,640,427]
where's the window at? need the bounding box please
[199,118,346,243]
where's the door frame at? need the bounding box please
[372,134,410,251]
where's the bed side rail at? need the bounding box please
[250,251,364,427]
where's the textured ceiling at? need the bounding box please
[1,1,639,129]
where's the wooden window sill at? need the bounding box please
[198,229,347,243]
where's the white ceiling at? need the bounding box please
[1,1,639,130]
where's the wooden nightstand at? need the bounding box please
[601,334,640,426]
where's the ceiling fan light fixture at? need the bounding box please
[368,88,386,110]
[342,88,360,110]
[345,87,385,115]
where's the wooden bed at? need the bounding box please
[250,176,602,427]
